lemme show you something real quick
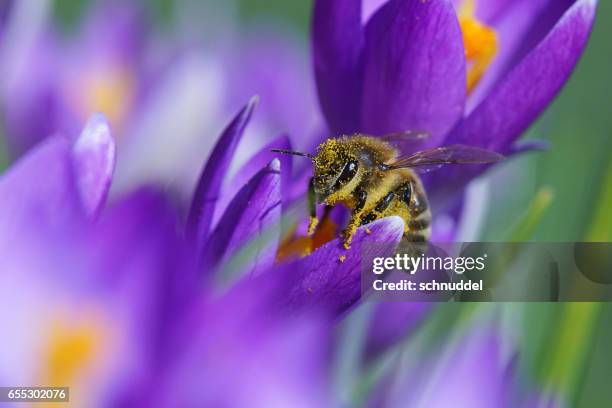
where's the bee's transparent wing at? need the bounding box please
[378,131,430,143]
[386,145,505,173]
[374,131,431,151]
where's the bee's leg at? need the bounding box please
[310,204,334,235]
[374,191,395,213]
[360,191,395,226]
[341,189,368,249]
[321,205,334,223]
[343,191,395,249]
[354,188,368,214]
[307,177,318,236]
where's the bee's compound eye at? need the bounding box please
[402,184,412,205]
[335,160,359,187]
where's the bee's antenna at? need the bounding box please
[271,149,314,159]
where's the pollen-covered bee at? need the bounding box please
[273,133,503,249]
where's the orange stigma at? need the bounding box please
[459,0,498,93]
[277,216,339,261]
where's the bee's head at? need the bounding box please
[312,139,360,202]
[271,140,361,203]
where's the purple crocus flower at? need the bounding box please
[310,0,597,362]
[313,0,597,208]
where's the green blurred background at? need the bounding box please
[5,0,612,406]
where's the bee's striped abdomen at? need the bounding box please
[396,178,431,242]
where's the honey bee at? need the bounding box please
[273,133,503,249]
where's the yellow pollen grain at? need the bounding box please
[339,255,346,263]
[459,0,498,93]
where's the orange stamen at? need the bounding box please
[459,0,498,93]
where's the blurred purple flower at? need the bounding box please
[371,327,559,408]
[313,0,597,208]
[0,99,405,405]
[137,286,335,407]
[0,2,148,157]
[0,1,324,204]
[0,1,12,30]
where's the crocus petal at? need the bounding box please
[0,136,83,245]
[88,189,196,366]
[0,188,195,406]
[362,0,388,24]
[57,2,147,132]
[80,2,146,60]
[1,29,60,157]
[361,0,466,144]
[373,328,514,407]
[111,53,226,200]
[186,96,258,249]
[71,114,116,218]
[502,0,576,72]
[449,0,597,150]
[466,0,551,111]
[224,33,325,151]
[0,137,85,385]
[147,290,334,407]
[213,134,292,227]
[278,216,405,316]
[0,1,12,28]
[312,0,364,134]
[202,159,281,279]
[471,0,513,21]
[417,331,513,408]
[363,302,432,361]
